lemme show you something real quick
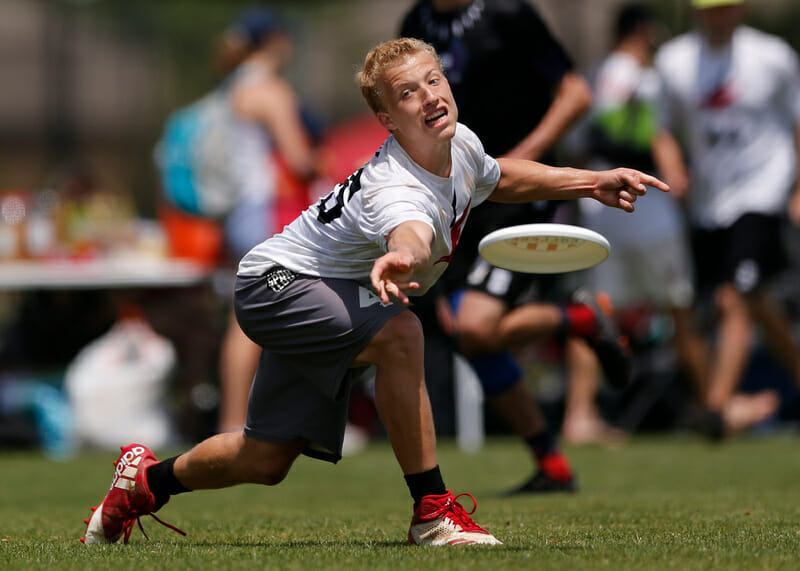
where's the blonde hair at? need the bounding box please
[356,38,442,114]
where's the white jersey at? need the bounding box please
[655,26,800,229]
[238,123,500,295]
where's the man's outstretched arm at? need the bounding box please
[490,158,669,212]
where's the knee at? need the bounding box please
[237,441,297,486]
[252,464,291,486]
[457,321,500,357]
[714,285,746,314]
[376,311,424,359]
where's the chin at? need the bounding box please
[443,124,458,140]
[435,120,457,140]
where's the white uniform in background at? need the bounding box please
[655,26,800,231]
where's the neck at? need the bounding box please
[397,135,452,178]
[247,51,279,74]
[705,31,734,50]
[616,37,652,66]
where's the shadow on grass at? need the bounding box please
[180,539,536,551]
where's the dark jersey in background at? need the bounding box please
[400,0,576,290]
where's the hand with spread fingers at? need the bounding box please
[370,251,420,305]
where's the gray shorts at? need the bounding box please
[234,268,406,463]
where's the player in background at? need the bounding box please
[568,3,707,442]
[652,0,800,435]
[82,38,666,547]
[210,8,321,435]
[400,0,628,494]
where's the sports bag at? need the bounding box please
[155,86,240,218]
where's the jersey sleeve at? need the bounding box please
[457,124,501,206]
[774,40,800,125]
[359,185,438,250]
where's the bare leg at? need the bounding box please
[354,311,437,474]
[456,290,550,446]
[705,285,779,433]
[489,381,546,439]
[671,306,709,403]
[706,284,753,411]
[456,290,563,447]
[456,290,562,356]
[562,337,601,430]
[561,337,628,445]
[747,292,800,384]
[217,310,262,433]
[174,432,307,489]
[497,303,564,349]
[456,291,507,356]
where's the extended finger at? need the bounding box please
[376,279,392,304]
[370,271,381,292]
[386,281,411,305]
[639,173,670,192]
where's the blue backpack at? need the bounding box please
[155,86,240,218]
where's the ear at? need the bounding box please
[377,111,396,132]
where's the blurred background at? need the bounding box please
[3,0,799,213]
[1,0,800,458]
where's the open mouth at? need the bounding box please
[425,109,447,126]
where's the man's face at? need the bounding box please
[695,5,745,47]
[376,52,458,147]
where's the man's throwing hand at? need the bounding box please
[370,251,420,305]
[592,168,670,212]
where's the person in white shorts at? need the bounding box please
[653,0,800,436]
[573,3,708,441]
[82,38,666,547]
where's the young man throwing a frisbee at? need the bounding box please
[82,38,667,547]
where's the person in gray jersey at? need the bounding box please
[83,38,666,547]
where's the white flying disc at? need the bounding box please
[478,223,610,274]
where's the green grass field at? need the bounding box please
[3,434,800,570]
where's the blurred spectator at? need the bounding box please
[214,8,323,435]
[652,0,800,435]
[155,6,320,436]
[400,0,634,494]
[570,3,708,440]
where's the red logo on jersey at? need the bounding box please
[435,197,471,265]
[703,83,735,108]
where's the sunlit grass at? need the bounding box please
[3,434,800,569]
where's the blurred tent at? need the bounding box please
[320,113,388,186]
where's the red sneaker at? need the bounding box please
[82,444,185,544]
[408,490,502,546]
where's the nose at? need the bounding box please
[421,85,438,106]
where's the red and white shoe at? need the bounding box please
[408,490,502,546]
[82,443,185,545]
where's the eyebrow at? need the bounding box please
[394,67,440,88]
